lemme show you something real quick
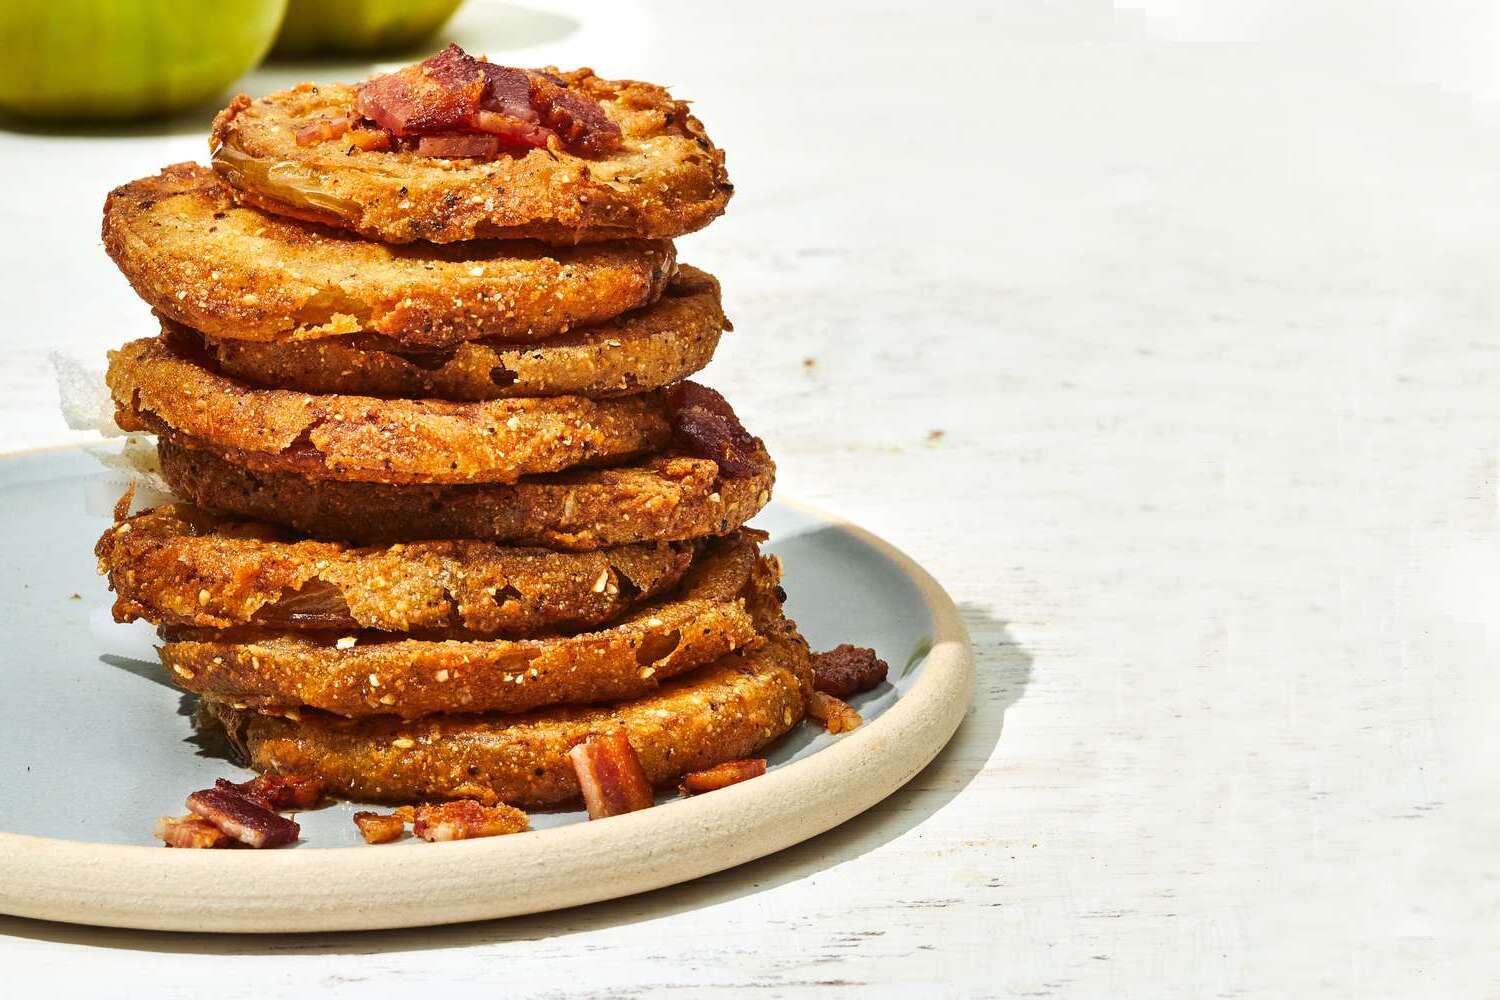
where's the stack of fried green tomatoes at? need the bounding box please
[94,46,871,835]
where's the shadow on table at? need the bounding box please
[0,603,1031,955]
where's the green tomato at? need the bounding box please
[0,0,288,122]
[273,0,464,56]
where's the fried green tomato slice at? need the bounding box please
[209,69,732,245]
[96,502,695,636]
[108,336,671,484]
[203,570,811,806]
[157,432,775,549]
[182,265,726,401]
[102,163,675,347]
[159,534,766,720]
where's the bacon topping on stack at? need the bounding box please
[355,44,487,135]
[296,44,623,159]
[666,382,761,479]
[527,71,622,157]
[568,730,656,818]
[293,115,352,147]
[679,758,767,796]
[416,133,502,159]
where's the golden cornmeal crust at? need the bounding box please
[102,164,676,347]
[210,70,732,245]
[159,433,775,549]
[96,502,693,635]
[205,570,811,806]
[182,265,726,401]
[165,538,766,720]
[109,336,671,484]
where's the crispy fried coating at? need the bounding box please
[181,265,726,401]
[158,433,774,549]
[103,164,675,347]
[204,572,811,807]
[96,502,693,635]
[209,70,732,245]
[108,336,671,484]
[162,536,766,719]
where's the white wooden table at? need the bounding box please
[2,0,1495,994]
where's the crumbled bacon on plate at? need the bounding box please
[679,758,767,796]
[812,644,889,698]
[219,773,326,811]
[666,382,760,478]
[808,690,863,734]
[154,814,234,849]
[412,800,529,841]
[353,811,408,844]
[568,730,655,819]
[186,785,301,848]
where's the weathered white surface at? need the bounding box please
[2,0,1496,994]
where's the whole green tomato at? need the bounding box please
[0,0,288,122]
[273,0,464,56]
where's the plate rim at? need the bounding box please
[0,445,975,933]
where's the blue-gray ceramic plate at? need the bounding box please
[0,446,972,932]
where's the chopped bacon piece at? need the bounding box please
[568,730,655,819]
[666,382,760,478]
[154,814,233,849]
[808,691,863,734]
[329,46,619,159]
[295,115,352,146]
[478,62,539,120]
[346,127,392,152]
[529,73,622,157]
[812,644,889,698]
[355,43,486,135]
[412,800,529,841]
[218,774,326,811]
[473,110,552,150]
[679,758,767,796]
[417,131,502,159]
[353,811,408,844]
[186,786,301,848]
